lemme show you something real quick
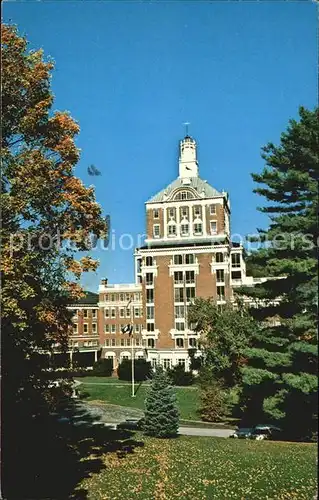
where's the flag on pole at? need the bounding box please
[121,324,133,336]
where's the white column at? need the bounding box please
[94,350,98,362]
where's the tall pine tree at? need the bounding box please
[143,366,179,438]
[237,107,318,441]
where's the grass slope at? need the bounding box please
[79,435,317,499]
[78,381,199,421]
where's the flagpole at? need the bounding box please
[130,300,135,397]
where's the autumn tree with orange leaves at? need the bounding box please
[1,23,106,460]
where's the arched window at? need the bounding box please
[174,190,194,201]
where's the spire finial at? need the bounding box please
[183,121,190,137]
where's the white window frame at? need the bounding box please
[153,224,160,238]
[83,323,88,334]
[210,204,216,215]
[210,221,217,235]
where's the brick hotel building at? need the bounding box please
[69,134,259,370]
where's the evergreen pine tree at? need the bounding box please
[237,107,318,441]
[143,366,179,438]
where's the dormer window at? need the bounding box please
[174,190,194,201]
[153,208,159,219]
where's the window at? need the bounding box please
[177,358,186,368]
[73,324,78,334]
[231,271,242,280]
[135,324,140,333]
[147,338,155,348]
[175,305,185,318]
[120,338,125,347]
[173,254,183,265]
[186,287,195,301]
[163,358,171,369]
[231,253,241,268]
[216,252,224,263]
[217,286,225,301]
[175,321,185,331]
[111,338,116,346]
[210,204,216,215]
[176,338,184,348]
[72,309,78,319]
[92,323,97,334]
[92,309,97,319]
[174,190,194,201]
[110,294,115,302]
[104,294,109,301]
[134,307,140,318]
[194,223,202,235]
[126,339,131,347]
[146,272,153,285]
[105,339,110,347]
[174,287,184,302]
[185,254,194,264]
[168,225,176,236]
[120,308,124,318]
[105,308,109,318]
[126,308,130,318]
[147,323,155,332]
[168,208,175,218]
[210,221,217,234]
[194,206,201,217]
[111,308,116,318]
[135,338,140,346]
[216,269,225,282]
[105,324,110,333]
[125,293,130,301]
[146,289,154,303]
[122,355,129,361]
[180,224,189,236]
[185,270,195,284]
[119,293,124,302]
[153,208,159,219]
[147,306,154,320]
[181,206,188,218]
[83,323,88,334]
[146,256,153,266]
[153,225,160,238]
[83,310,88,319]
[111,324,116,334]
[189,338,197,348]
[174,271,183,284]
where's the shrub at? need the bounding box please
[143,366,179,438]
[92,358,113,377]
[199,367,228,422]
[168,364,194,386]
[117,359,152,382]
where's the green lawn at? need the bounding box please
[78,435,317,499]
[77,379,200,421]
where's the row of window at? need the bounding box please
[105,324,142,334]
[104,337,197,349]
[71,309,98,319]
[152,204,217,219]
[103,292,142,302]
[153,222,217,238]
[174,270,195,285]
[71,341,99,348]
[73,323,98,334]
[105,307,143,319]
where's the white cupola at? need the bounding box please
[178,135,199,179]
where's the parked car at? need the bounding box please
[230,427,253,439]
[250,425,282,441]
[117,418,144,430]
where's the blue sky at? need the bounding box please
[4,0,317,291]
